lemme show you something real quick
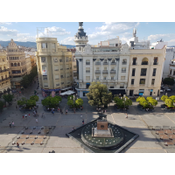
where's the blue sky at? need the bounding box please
[0,22,175,46]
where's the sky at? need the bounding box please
[1,22,175,46]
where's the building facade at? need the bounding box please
[168,59,175,79]
[74,23,167,98]
[0,49,11,94]
[7,39,28,88]
[35,37,73,95]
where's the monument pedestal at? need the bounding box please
[93,127,114,138]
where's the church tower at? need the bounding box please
[74,22,88,52]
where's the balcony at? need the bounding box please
[0,68,10,73]
[103,62,108,65]
[103,70,108,74]
[141,62,148,65]
[86,62,90,65]
[132,62,137,65]
[95,62,101,65]
[111,62,116,65]
[86,70,90,73]
[153,62,158,65]
[95,70,101,74]
[121,70,126,73]
[122,62,127,65]
[110,70,116,74]
[0,77,10,82]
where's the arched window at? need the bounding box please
[141,58,148,65]
[18,63,20,66]
[14,63,17,66]
[11,63,13,66]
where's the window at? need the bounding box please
[55,75,59,80]
[11,63,13,66]
[151,79,155,85]
[41,43,47,49]
[54,66,59,71]
[121,76,125,80]
[120,84,124,88]
[60,65,63,70]
[96,76,99,80]
[122,59,127,65]
[61,75,64,78]
[132,57,137,65]
[43,75,47,80]
[44,83,48,87]
[53,57,58,62]
[86,67,90,73]
[141,58,148,65]
[60,59,62,62]
[132,68,135,76]
[86,76,90,80]
[121,67,126,73]
[152,68,156,76]
[104,67,107,70]
[41,57,46,62]
[170,69,172,75]
[153,57,158,65]
[141,68,147,76]
[86,60,90,65]
[131,79,134,85]
[66,57,69,62]
[61,82,64,85]
[140,79,145,85]
[56,83,60,86]
[173,71,175,76]
[111,77,114,80]
[104,77,107,80]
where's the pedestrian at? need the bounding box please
[36,118,38,123]
[25,114,27,119]
[72,127,75,130]
[12,121,14,127]
[82,106,83,110]
[35,110,37,113]
[22,115,24,119]
[81,106,82,111]
[57,107,60,113]
[52,110,54,115]
[66,109,68,115]
[126,113,128,119]
[80,115,83,118]
[105,110,106,113]
[73,108,75,113]
[82,119,84,125]
[41,113,45,118]
[28,113,30,118]
[17,142,19,148]
[9,122,11,128]
[16,105,18,110]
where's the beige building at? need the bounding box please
[7,39,29,88]
[35,37,73,95]
[127,30,167,97]
[0,49,11,94]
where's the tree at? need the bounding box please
[163,78,175,86]
[42,96,62,108]
[161,95,168,102]
[165,98,174,108]
[30,95,39,102]
[86,82,112,108]
[26,99,36,108]
[3,94,14,105]
[17,97,27,106]
[67,99,75,108]
[75,98,83,107]
[113,96,132,109]
[0,100,4,112]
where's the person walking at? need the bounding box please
[25,114,27,119]
[126,113,128,119]
[9,122,11,128]
[82,119,84,125]
[12,121,14,127]
[28,113,30,118]
[22,115,24,119]
[16,105,18,110]
[41,113,45,118]
[17,142,19,148]
[66,109,68,115]
[52,110,54,115]
[36,118,38,123]
[80,114,83,118]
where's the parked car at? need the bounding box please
[160,89,164,93]
[166,88,172,92]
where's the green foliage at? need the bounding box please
[20,67,37,88]
[67,99,75,108]
[30,95,39,102]
[165,98,174,108]
[26,99,36,108]
[17,97,27,106]
[161,95,168,102]
[113,96,132,109]
[0,100,4,112]
[67,95,73,101]
[42,96,62,108]
[86,82,112,108]
[163,78,174,86]
[3,94,14,104]
[75,98,83,107]
[136,96,158,109]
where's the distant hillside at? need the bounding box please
[0,41,75,49]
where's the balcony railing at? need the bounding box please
[103,70,108,74]
[86,63,90,65]
[0,77,10,82]
[122,62,127,65]
[110,70,116,74]
[95,70,101,74]
[111,62,116,65]
[0,68,10,72]
[95,62,101,65]
[121,70,126,73]
[103,62,108,65]
[86,70,90,73]
[132,62,137,65]
[153,62,158,65]
[141,62,148,65]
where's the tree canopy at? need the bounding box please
[113,96,132,109]
[3,94,14,105]
[86,82,112,108]
[161,95,175,108]
[30,95,39,102]
[67,95,83,108]
[42,96,62,108]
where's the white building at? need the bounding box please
[74,23,167,98]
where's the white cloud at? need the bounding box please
[0,22,11,25]
[147,33,175,45]
[15,33,36,42]
[88,22,139,44]
[0,26,18,36]
[60,37,74,45]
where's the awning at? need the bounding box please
[60,90,75,96]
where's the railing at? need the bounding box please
[55,69,59,71]
[132,62,137,65]
[103,70,108,74]
[86,70,90,73]
[95,62,101,65]
[95,70,101,74]
[103,62,108,65]
[141,62,148,65]
[86,63,90,65]
[140,74,146,76]
[153,62,158,65]
[111,62,116,65]
[121,70,126,73]
[110,70,116,74]
[0,77,10,82]
[0,68,10,72]
[122,62,127,65]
